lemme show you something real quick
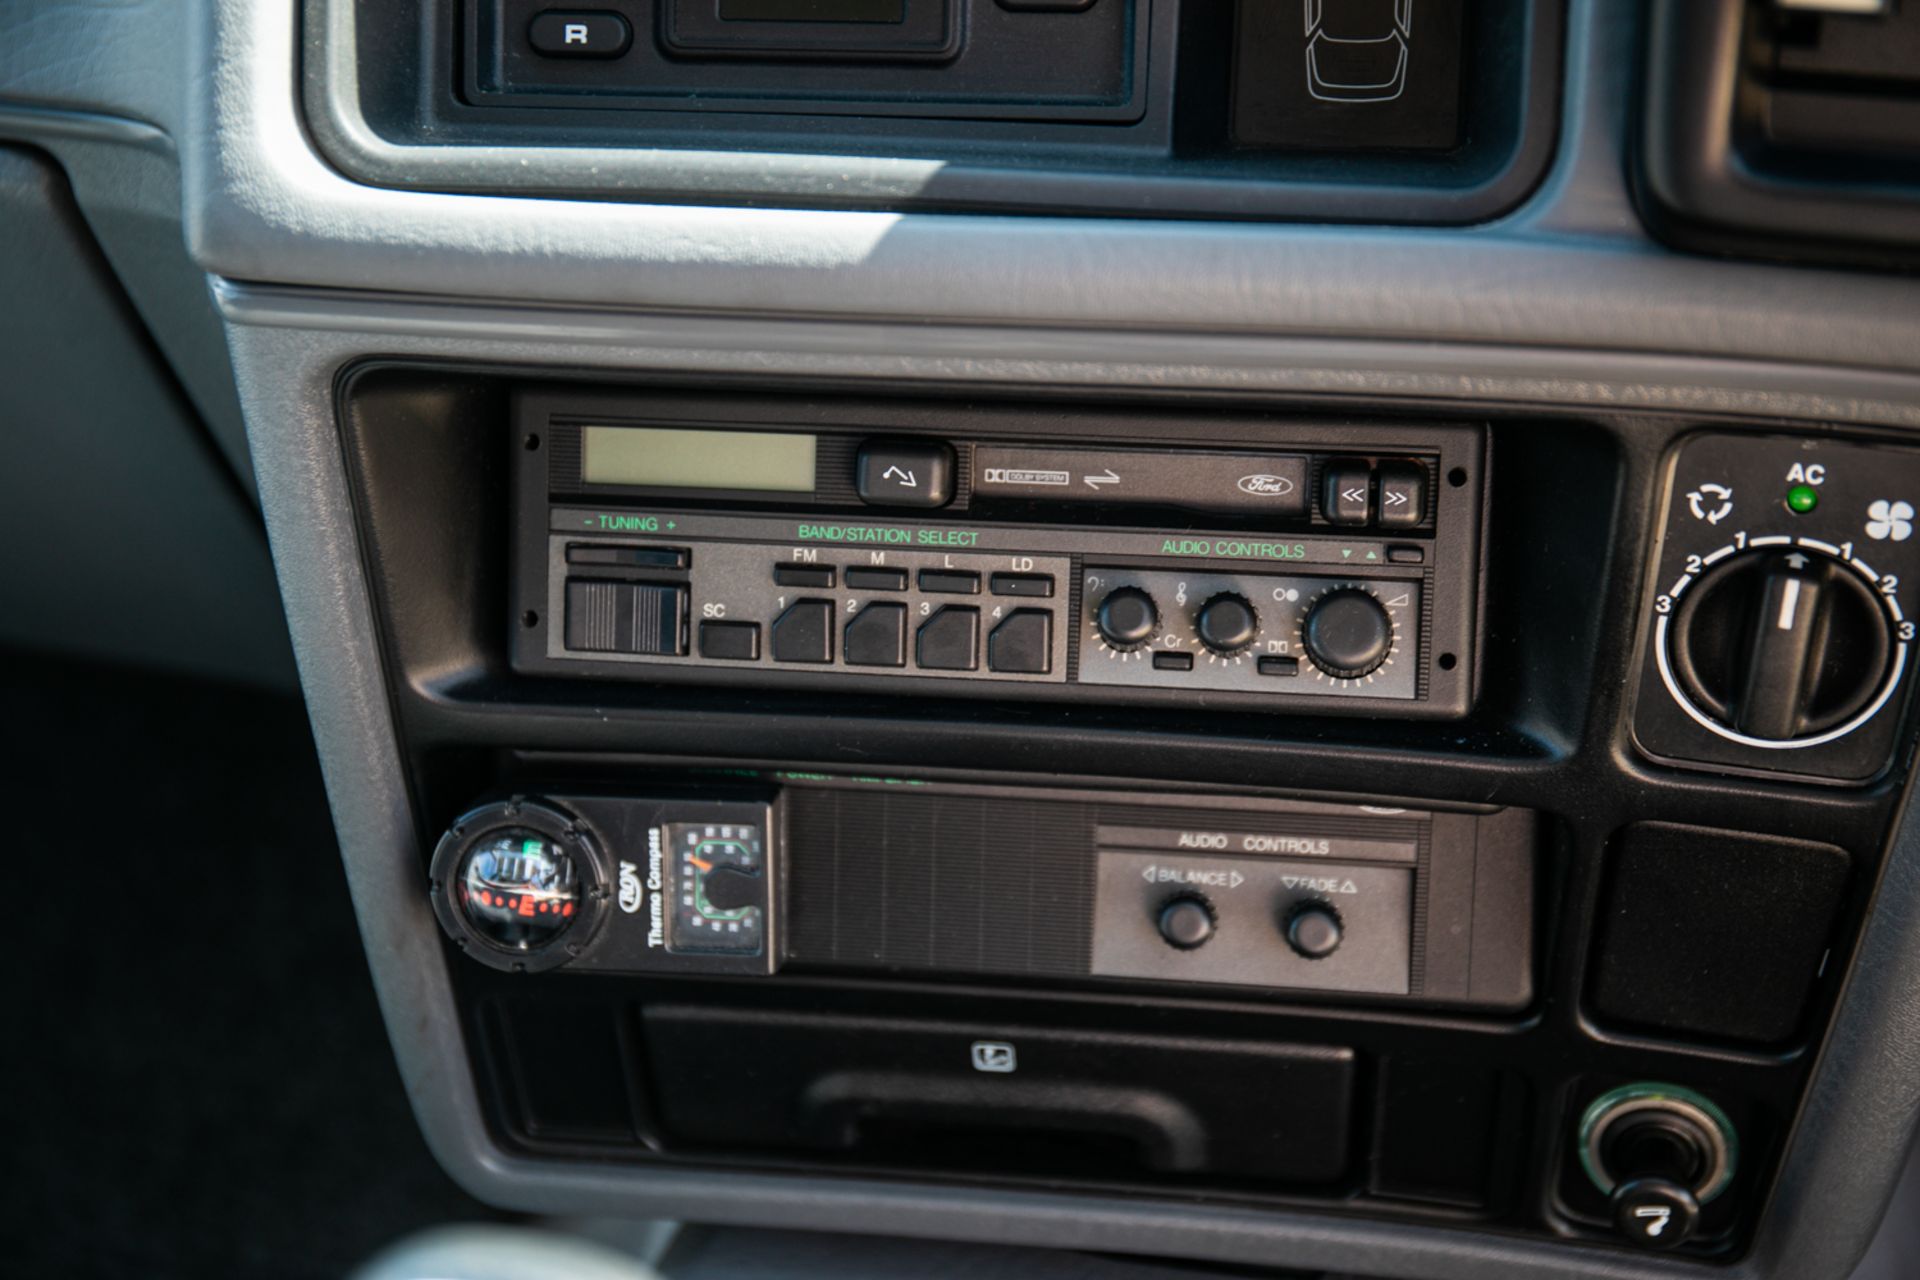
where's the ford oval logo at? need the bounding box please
[1236,474,1296,497]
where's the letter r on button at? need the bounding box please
[564,22,588,42]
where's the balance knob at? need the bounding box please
[1667,549,1894,741]
[1156,896,1216,950]
[1196,593,1259,656]
[1095,586,1159,652]
[1301,590,1393,679]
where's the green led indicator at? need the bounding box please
[523,838,543,855]
[1786,484,1820,514]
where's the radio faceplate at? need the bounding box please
[511,392,1486,716]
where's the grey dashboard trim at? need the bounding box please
[216,282,1920,432]
[0,104,256,499]
[300,0,1564,224]
[223,279,1920,1280]
[177,0,1920,376]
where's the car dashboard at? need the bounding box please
[6,0,1920,1277]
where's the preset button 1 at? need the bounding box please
[771,599,834,663]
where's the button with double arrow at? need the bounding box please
[1378,464,1427,529]
[1324,462,1373,527]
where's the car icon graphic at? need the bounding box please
[1304,0,1414,103]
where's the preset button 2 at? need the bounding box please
[845,603,908,667]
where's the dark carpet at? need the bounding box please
[1,654,505,1279]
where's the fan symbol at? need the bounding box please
[1867,499,1914,542]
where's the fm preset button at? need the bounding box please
[774,564,835,589]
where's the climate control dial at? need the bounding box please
[1659,545,1899,746]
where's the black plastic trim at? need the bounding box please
[1635,0,1920,268]
[303,0,1567,224]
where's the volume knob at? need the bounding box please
[1302,590,1393,679]
[1095,586,1159,652]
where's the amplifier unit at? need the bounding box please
[511,391,1487,715]
[428,774,1535,1011]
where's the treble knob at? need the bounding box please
[1195,593,1259,656]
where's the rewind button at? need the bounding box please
[1324,462,1373,527]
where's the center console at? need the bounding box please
[334,364,1920,1270]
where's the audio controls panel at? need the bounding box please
[511,392,1486,716]
[427,776,1536,1012]
[1633,432,1920,782]
[1080,568,1421,697]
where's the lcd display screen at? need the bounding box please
[718,0,906,22]
[581,427,818,493]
